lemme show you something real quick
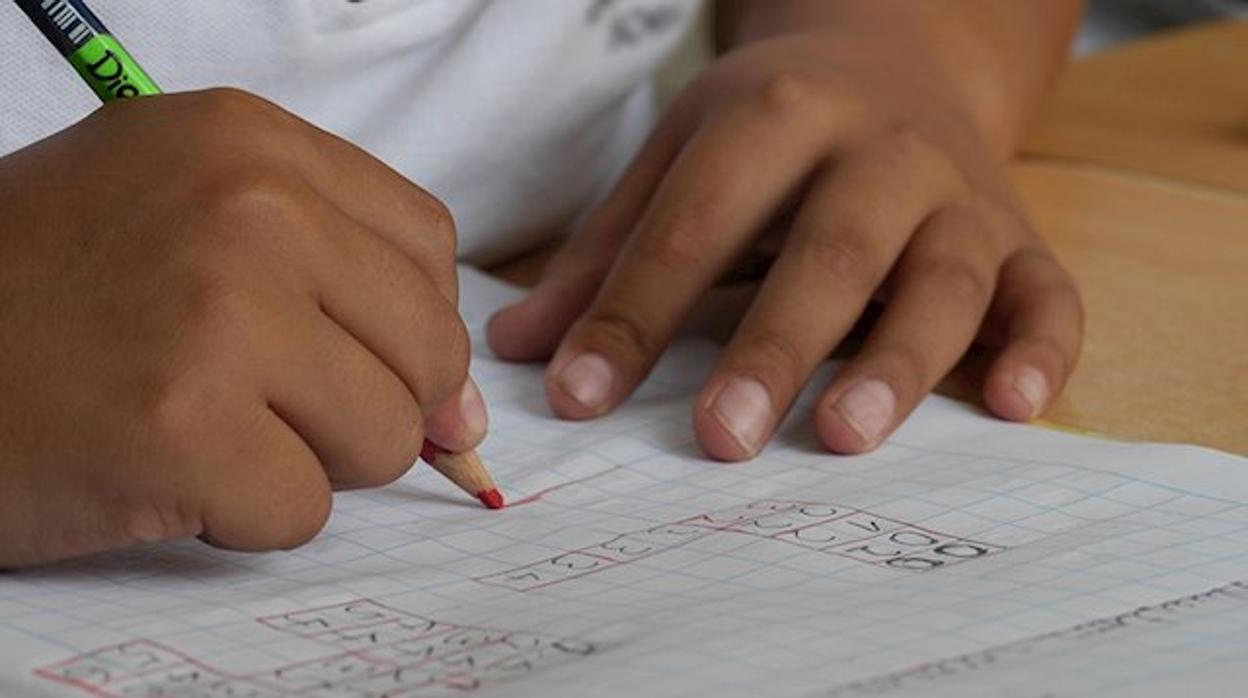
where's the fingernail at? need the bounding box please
[557,353,614,410]
[460,378,488,437]
[834,379,895,446]
[710,377,773,455]
[1012,366,1049,419]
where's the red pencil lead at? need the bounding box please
[477,488,505,510]
[422,439,502,510]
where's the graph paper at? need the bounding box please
[2,267,1246,698]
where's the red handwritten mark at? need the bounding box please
[508,466,625,508]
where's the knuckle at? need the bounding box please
[582,309,658,363]
[964,196,1020,239]
[179,89,289,151]
[870,121,955,184]
[194,87,281,124]
[803,230,877,288]
[136,371,217,458]
[639,211,707,272]
[754,73,817,116]
[740,330,807,386]
[418,193,458,254]
[176,268,258,339]
[196,165,308,235]
[881,121,931,160]
[939,199,985,227]
[927,256,995,308]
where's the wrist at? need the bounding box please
[715,2,1064,156]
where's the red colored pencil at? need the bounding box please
[421,441,504,510]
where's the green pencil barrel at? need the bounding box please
[66,34,161,101]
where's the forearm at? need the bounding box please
[715,0,1084,154]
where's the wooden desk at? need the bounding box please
[1023,21,1248,193]
[1010,162,1246,454]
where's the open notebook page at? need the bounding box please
[2,266,1246,698]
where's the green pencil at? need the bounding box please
[13,0,160,101]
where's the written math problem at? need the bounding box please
[479,499,1004,592]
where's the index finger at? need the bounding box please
[546,84,837,419]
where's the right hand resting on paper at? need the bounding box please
[0,89,486,568]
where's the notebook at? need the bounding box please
[2,267,1246,698]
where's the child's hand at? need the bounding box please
[0,89,483,567]
[489,30,1082,460]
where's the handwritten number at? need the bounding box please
[934,543,991,559]
[849,519,883,534]
[600,537,652,557]
[551,554,600,571]
[799,505,840,518]
[891,530,939,547]
[886,557,945,570]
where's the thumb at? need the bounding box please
[421,377,489,453]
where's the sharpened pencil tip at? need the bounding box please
[477,489,505,510]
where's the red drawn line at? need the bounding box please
[32,667,110,698]
[507,465,625,508]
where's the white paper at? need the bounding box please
[2,266,1246,698]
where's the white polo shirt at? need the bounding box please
[0,0,699,263]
